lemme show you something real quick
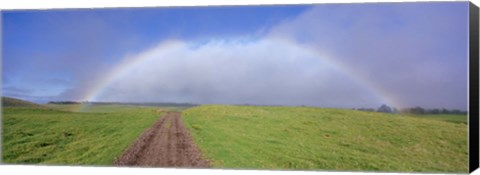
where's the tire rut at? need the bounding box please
[114,111,209,167]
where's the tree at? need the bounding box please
[441,108,450,114]
[377,104,393,113]
[429,108,440,114]
[410,106,425,114]
[451,109,461,114]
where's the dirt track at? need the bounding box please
[114,112,210,167]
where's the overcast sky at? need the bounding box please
[2,2,469,110]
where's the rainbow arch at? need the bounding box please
[75,38,403,112]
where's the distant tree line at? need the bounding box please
[48,101,81,104]
[354,104,467,115]
[399,106,467,115]
[47,101,198,107]
[82,102,198,107]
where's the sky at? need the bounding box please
[1,2,469,110]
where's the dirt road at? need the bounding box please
[114,112,209,167]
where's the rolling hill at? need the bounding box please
[2,97,43,108]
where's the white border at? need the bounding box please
[0,0,478,175]
[0,165,465,175]
[0,0,472,10]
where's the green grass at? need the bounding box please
[182,105,468,173]
[2,107,163,165]
[406,114,467,124]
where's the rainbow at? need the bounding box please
[75,38,403,112]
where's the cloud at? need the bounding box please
[3,86,32,96]
[2,10,139,102]
[266,3,468,109]
[2,86,56,103]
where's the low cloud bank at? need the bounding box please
[95,39,382,108]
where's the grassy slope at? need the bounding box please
[2,107,162,165]
[2,97,44,108]
[407,114,467,124]
[182,105,468,172]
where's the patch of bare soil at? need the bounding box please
[114,112,210,167]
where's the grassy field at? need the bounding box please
[182,105,468,172]
[2,106,163,165]
[407,114,467,124]
[1,97,469,171]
